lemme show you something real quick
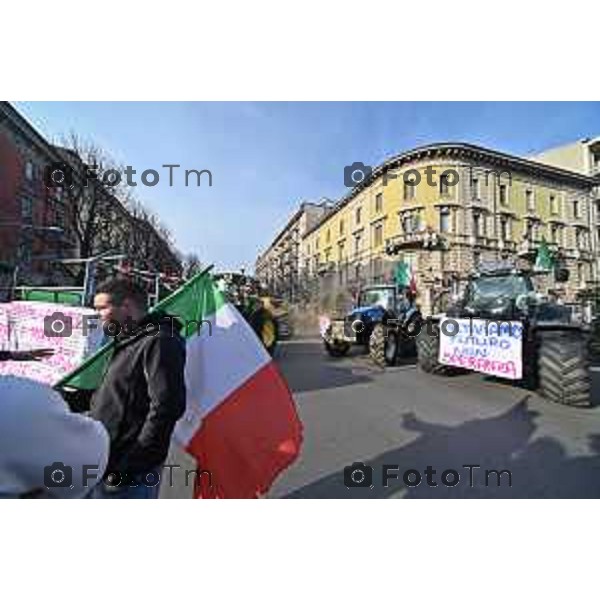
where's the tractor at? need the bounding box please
[321,284,421,366]
[214,272,279,355]
[415,263,592,407]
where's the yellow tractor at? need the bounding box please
[214,272,280,354]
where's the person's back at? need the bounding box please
[0,376,109,499]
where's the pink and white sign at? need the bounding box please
[0,301,104,386]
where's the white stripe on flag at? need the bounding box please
[174,302,271,447]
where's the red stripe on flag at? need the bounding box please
[185,361,303,498]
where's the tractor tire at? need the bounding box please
[324,340,351,357]
[537,331,591,407]
[369,323,398,367]
[416,326,453,375]
[249,308,278,356]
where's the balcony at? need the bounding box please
[317,261,336,275]
[572,248,594,261]
[385,230,428,252]
[497,239,517,253]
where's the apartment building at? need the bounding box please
[0,101,77,290]
[531,137,600,177]
[300,143,598,315]
[0,102,182,297]
[255,200,333,300]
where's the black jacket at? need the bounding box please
[89,312,186,475]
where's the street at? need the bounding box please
[163,338,600,499]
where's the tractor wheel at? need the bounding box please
[369,323,398,367]
[415,326,452,375]
[537,331,591,407]
[249,308,278,355]
[324,341,351,357]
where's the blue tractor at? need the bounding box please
[321,284,420,366]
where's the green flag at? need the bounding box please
[395,261,411,287]
[534,238,554,272]
[55,267,215,391]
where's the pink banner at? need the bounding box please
[0,301,104,386]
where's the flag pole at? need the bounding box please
[54,265,215,391]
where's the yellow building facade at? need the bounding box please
[300,143,598,315]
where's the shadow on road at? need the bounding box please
[485,368,600,407]
[276,341,376,393]
[284,396,600,498]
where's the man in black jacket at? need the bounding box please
[88,278,186,499]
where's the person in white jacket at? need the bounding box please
[0,376,109,499]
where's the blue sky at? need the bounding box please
[15,101,600,271]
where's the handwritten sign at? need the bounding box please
[0,301,104,386]
[438,317,523,380]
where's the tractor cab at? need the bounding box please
[450,266,573,324]
[322,282,420,365]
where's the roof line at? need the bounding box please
[302,141,597,238]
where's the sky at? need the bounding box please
[14,101,600,272]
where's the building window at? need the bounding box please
[550,225,557,244]
[573,199,580,219]
[414,212,422,232]
[356,206,362,224]
[339,219,344,236]
[499,184,508,205]
[576,229,587,250]
[375,193,383,213]
[374,223,383,246]
[54,204,65,229]
[500,217,509,241]
[373,257,383,283]
[549,195,558,215]
[404,178,416,200]
[316,237,320,250]
[526,190,535,211]
[19,241,32,265]
[440,209,451,233]
[440,173,450,196]
[472,177,480,200]
[21,197,33,221]
[326,229,331,244]
[473,212,481,237]
[354,235,361,255]
[25,160,34,181]
[578,263,584,285]
[355,264,361,281]
[524,219,533,240]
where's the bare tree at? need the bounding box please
[53,133,181,279]
[182,253,203,279]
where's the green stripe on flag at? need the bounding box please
[534,238,554,272]
[54,266,223,391]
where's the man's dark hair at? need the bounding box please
[96,277,147,309]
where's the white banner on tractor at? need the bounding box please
[438,317,523,380]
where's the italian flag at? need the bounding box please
[56,269,303,498]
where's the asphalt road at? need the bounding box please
[162,339,600,499]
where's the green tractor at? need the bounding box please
[214,272,279,355]
[416,263,592,407]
